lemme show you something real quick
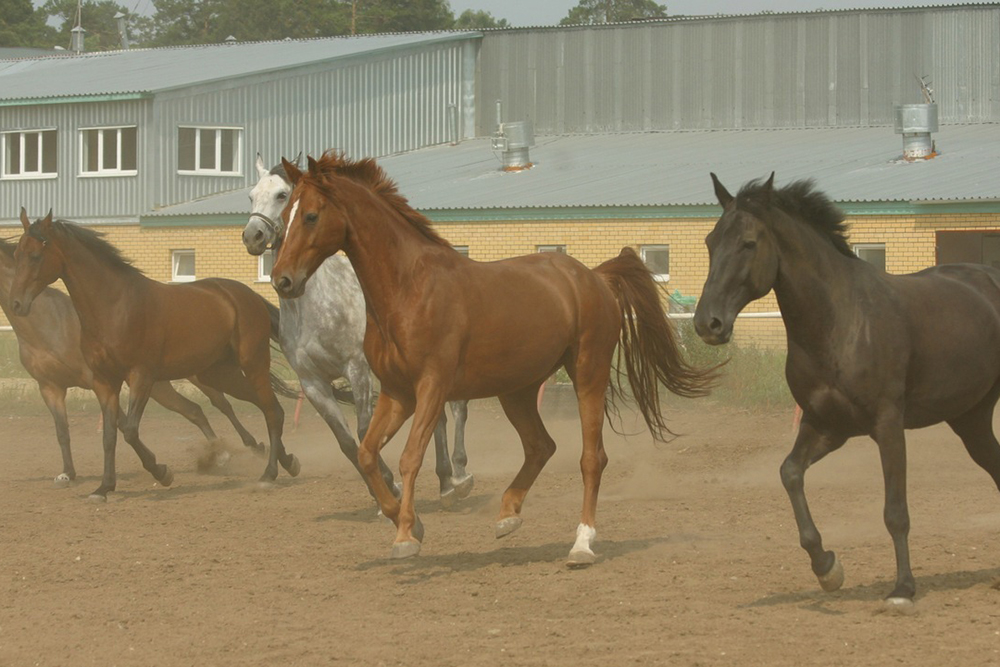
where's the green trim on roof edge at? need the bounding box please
[140,200,1000,227]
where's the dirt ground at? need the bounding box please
[1,387,1000,667]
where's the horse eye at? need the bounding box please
[304,212,319,225]
[277,192,287,201]
[743,240,757,250]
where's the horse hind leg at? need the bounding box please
[495,383,556,540]
[948,388,1000,491]
[38,383,76,485]
[189,377,266,456]
[120,378,175,489]
[448,400,474,498]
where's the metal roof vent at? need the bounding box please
[70,25,85,53]
[491,100,534,171]
[894,77,938,161]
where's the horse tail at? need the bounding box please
[262,299,281,342]
[269,371,300,400]
[594,247,721,441]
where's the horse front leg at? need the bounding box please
[779,419,847,592]
[872,414,915,613]
[90,379,123,502]
[37,382,76,485]
[120,376,175,489]
[357,393,414,537]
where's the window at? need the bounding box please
[937,232,1000,269]
[453,245,470,257]
[853,243,886,271]
[2,129,57,178]
[172,250,196,282]
[80,126,137,176]
[537,245,566,253]
[641,244,670,282]
[178,126,241,174]
[257,249,274,281]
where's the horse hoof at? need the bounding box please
[883,597,916,615]
[412,516,425,543]
[391,540,421,559]
[495,516,523,538]
[817,556,845,592]
[53,474,73,488]
[567,548,597,568]
[256,480,277,491]
[88,493,107,503]
[453,473,475,499]
[252,442,267,458]
[158,468,174,487]
[440,487,457,509]
[284,455,301,477]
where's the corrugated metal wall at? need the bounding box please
[0,100,151,219]
[152,41,471,209]
[477,6,1000,134]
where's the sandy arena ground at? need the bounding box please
[1,387,999,667]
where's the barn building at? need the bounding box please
[2,4,999,346]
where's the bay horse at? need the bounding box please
[9,210,300,501]
[270,152,715,565]
[0,237,266,485]
[242,153,474,507]
[694,173,1000,612]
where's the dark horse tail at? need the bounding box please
[261,297,354,405]
[595,247,720,441]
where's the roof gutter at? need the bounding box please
[0,92,152,107]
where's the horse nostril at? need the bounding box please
[11,299,20,314]
[275,276,292,294]
[253,230,263,242]
[709,317,723,333]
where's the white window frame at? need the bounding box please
[453,245,470,258]
[537,244,566,253]
[79,125,138,177]
[171,249,196,283]
[1,128,58,179]
[257,249,274,282]
[853,242,886,270]
[177,126,243,175]
[640,244,670,282]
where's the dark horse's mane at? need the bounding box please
[28,218,144,275]
[737,177,855,259]
[307,150,451,248]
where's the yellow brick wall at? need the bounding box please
[4,211,1000,351]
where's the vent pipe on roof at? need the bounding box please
[70,25,85,53]
[490,100,535,171]
[894,103,938,160]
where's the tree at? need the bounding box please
[561,0,668,25]
[454,9,509,30]
[0,0,56,48]
[353,0,454,34]
[42,0,150,50]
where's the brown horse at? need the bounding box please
[0,237,268,485]
[694,173,1000,612]
[9,210,300,501]
[269,152,716,565]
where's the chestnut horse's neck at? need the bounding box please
[334,177,456,325]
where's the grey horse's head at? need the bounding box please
[242,152,300,255]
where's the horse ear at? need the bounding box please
[307,154,319,175]
[255,153,268,178]
[19,207,30,231]
[763,172,775,199]
[282,157,303,184]
[292,151,302,167]
[710,173,733,208]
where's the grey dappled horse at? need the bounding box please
[242,154,474,506]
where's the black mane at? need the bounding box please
[29,219,143,275]
[737,177,855,258]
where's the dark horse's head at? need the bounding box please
[693,173,781,345]
[9,208,60,317]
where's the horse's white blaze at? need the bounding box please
[279,198,301,263]
[572,523,596,555]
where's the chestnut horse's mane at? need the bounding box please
[308,151,451,248]
[28,218,143,275]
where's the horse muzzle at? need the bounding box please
[693,306,733,346]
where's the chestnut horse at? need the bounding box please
[270,152,716,565]
[694,173,1000,612]
[9,210,300,501]
[0,237,266,485]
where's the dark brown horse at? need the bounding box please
[9,210,300,501]
[270,152,715,565]
[694,173,1000,612]
[0,237,267,485]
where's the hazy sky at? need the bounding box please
[46,1,966,27]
